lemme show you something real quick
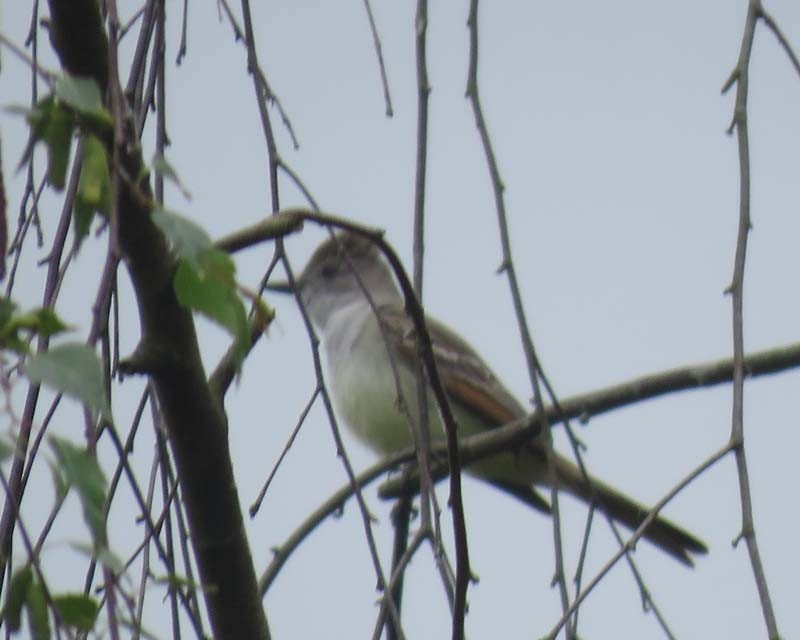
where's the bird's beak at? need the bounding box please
[265,279,294,294]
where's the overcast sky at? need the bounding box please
[2,1,800,638]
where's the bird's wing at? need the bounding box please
[377,306,708,563]
[378,304,552,513]
[377,304,526,428]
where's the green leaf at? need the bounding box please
[3,309,69,339]
[152,153,192,200]
[23,97,76,190]
[8,76,111,191]
[118,618,162,640]
[0,298,26,353]
[54,74,112,130]
[174,260,249,363]
[49,460,69,501]
[2,565,32,631]
[0,301,70,354]
[198,245,236,285]
[0,297,18,326]
[23,308,69,338]
[74,135,111,244]
[24,343,110,420]
[25,580,50,640]
[151,208,248,364]
[94,545,125,574]
[0,438,15,464]
[49,436,108,547]
[151,208,214,270]
[68,542,125,574]
[53,594,98,631]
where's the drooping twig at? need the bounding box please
[237,0,402,634]
[464,0,573,630]
[545,442,733,640]
[0,143,78,596]
[721,2,780,637]
[222,0,299,149]
[0,31,56,83]
[361,0,394,116]
[760,8,800,79]
[249,386,321,517]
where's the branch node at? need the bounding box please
[118,340,170,376]
[721,68,739,95]
[732,530,745,549]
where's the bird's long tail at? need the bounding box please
[553,456,707,566]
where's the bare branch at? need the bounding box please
[760,8,800,79]
[361,0,394,116]
[723,3,780,636]
[545,442,733,640]
[465,0,573,628]
[0,32,56,83]
[259,316,794,595]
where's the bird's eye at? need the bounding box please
[320,263,337,279]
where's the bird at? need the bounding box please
[271,231,707,566]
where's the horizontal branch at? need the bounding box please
[214,210,304,254]
[380,340,800,499]
[261,340,800,589]
[554,340,800,423]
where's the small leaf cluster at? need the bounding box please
[0,298,68,354]
[11,74,113,246]
[1,565,99,639]
[0,438,110,638]
[153,207,254,365]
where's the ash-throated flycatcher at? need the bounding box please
[270,232,706,565]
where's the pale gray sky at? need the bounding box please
[2,1,799,638]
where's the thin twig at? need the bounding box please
[119,4,147,39]
[361,0,393,116]
[221,0,299,149]
[280,246,407,639]
[238,3,401,633]
[327,231,455,635]
[760,8,800,78]
[100,2,126,631]
[175,0,189,64]
[415,8,470,635]
[133,446,159,640]
[259,449,414,595]
[721,2,780,637]
[152,394,204,630]
[249,387,321,517]
[464,0,572,631]
[256,333,800,594]
[570,504,594,633]
[373,527,430,640]
[545,442,734,640]
[0,140,78,596]
[0,31,56,83]
[382,4,435,627]
[0,469,70,637]
[124,0,156,102]
[607,520,677,640]
[156,423,183,639]
[277,159,319,210]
